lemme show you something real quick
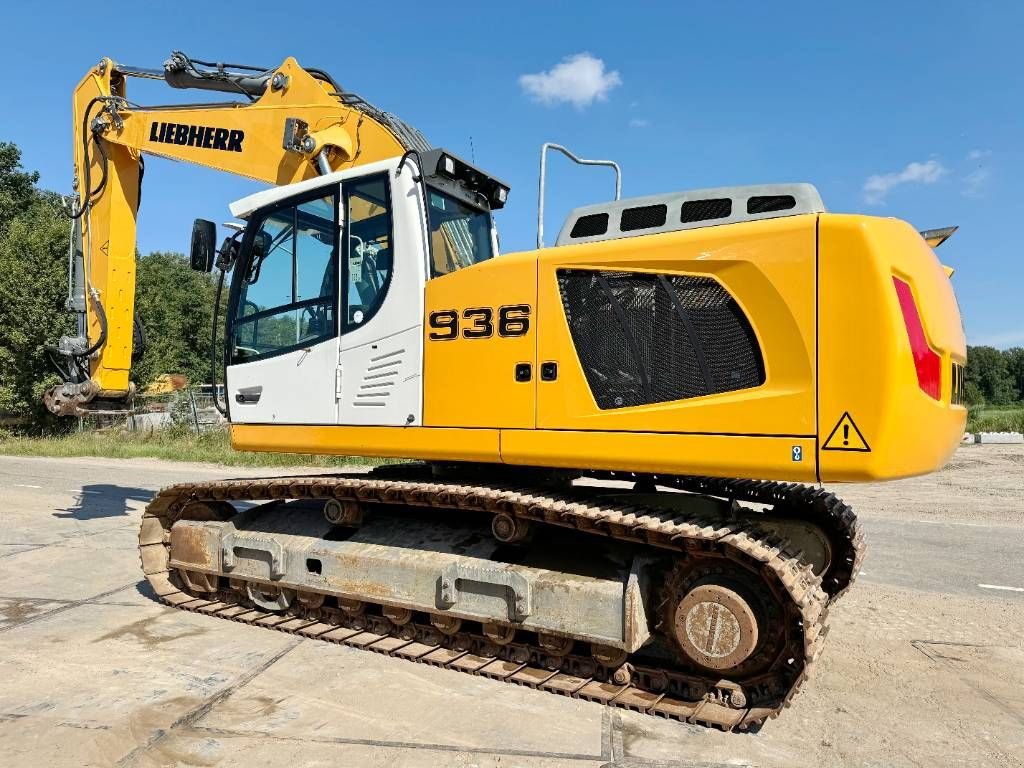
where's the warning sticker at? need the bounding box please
[822,412,870,452]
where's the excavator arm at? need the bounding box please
[45,52,427,415]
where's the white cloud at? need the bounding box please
[519,53,621,109]
[862,160,947,205]
[629,118,650,128]
[967,148,992,161]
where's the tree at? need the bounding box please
[965,345,1016,406]
[1005,347,1024,404]
[0,141,221,431]
[132,251,220,391]
[0,143,73,431]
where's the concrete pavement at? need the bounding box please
[0,452,1022,767]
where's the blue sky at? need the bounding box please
[3,1,1020,347]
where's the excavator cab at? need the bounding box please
[219,151,507,428]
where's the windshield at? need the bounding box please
[426,187,494,277]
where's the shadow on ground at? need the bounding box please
[135,579,160,603]
[53,484,154,520]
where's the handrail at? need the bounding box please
[537,142,621,249]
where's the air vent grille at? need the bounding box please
[747,195,795,214]
[681,198,732,223]
[570,213,610,239]
[557,269,765,409]
[620,204,667,232]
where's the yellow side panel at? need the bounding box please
[501,430,817,483]
[817,215,966,481]
[533,215,817,436]
[231,424,500,462]
[422,253,538,428]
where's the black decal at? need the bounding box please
[428,310,458,340]
[173,124,188,145]
[187,125,203,147]
[212,128,229,151]
[462,307,493,339]
[149,122,160,142]
[201,126,215,149]
[159,123,169,143]
[498,304,531,337]
[227,129,244,152]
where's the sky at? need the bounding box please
[2,1,1021,347]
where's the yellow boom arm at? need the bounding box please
[47,53,420,414]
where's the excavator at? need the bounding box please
[43,52,967,731]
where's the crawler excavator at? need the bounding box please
[43,52,967,731]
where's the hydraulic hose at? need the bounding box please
[210,269,228,416]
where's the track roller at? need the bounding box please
[324,498,364,527]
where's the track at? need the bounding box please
[139,468,851,731]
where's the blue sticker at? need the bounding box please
[791,446,803,462]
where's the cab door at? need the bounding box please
[336,168,427,426]
[226,186,340,425]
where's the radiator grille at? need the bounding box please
[557,269,765,409]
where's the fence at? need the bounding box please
[77,387,227,436]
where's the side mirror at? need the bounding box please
[190,219,217,272]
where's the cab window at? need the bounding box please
[344,175,393,330]
[426,187,494,277]
[232,191,337,363]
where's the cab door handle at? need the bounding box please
[235,386,262,404]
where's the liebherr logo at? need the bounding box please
[149,122,245,152]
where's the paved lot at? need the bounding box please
[0,449,1022,767]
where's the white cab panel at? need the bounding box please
[338,326,421,425]
[227,338,339,424]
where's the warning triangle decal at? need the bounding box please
[822,412,870,452]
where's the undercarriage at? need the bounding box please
[139,464,863,731]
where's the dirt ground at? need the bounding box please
[836,443,1024,526]
[0,449,1022,767]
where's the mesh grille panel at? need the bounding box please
[557,269,765,409]
[681,198,732,223]
[570,213,610,238]
[747,195,795,214]
[620,204,668,231]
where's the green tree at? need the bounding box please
[965,345,1016,406]
[132,251,219,391]
[1005,347,1024,403]
[0,143,73,431]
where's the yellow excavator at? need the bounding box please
[44,52,966,731]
